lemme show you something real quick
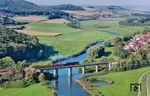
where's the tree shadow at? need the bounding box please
[42,44,59,59]
[29,44,59,63]
[105,51,112,57]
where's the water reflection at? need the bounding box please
[53,77,73,91]
[68,77,72,90]
[50,42,105,96]
[95,82,108,87]
[54,79,58,90]
[50,68,89,96]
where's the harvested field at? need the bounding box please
[16,28,62,37]
[64,8,112,19]
[14,16,69,24]
[14,16,48,22]
[42,19,70,24]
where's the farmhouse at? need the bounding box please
[124,32,150,51]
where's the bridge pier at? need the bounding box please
[82,66,86,75]
[53,69,58,78]
[95,65,99,73]
[68,67,72,77]
[109,62,112,70]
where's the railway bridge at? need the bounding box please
[32,62,117,77]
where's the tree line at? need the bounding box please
[119,17,150,26]
[0,25,44,61]
[0,16,28,25]
[113,35,150,71]
[0,0,84,16]
[0,56,51,89]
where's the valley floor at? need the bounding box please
[17,18,144,56]
[9,17,145,96]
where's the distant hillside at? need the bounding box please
[50,4,84,10]
[0,0,50,15]
[0,0,43,11]
[64,8,112,20]
[96,6,127,11]
[0,0,84,15]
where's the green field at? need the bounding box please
[105,47,119,59]
[31,60,52,66]
[0,84,53,96]
[82,67,150,96]
[141,74,147,96]
[9,18,144,96]
[24,19,144,56]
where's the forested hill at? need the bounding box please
[0,15,27,25]
[0,0,43,11]
[0,25,44,61]
[96,6,127,11]
[119,18,150,26]
[49,4,84,10]
[0,0,84,15]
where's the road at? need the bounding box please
[138,71,150,96]
[147,74,150,96]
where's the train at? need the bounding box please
[33,62,79,69]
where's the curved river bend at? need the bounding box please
[50,42,105,96]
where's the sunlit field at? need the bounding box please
[21,19,144,55]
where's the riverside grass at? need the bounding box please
[0,84,54,96]
[78,67,150,96]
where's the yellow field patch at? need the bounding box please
[16,28,62,37]
[14,16,69,24]
[64,8,112,19]
[42,19,70,24]
[14,16,48,22]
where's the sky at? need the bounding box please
[26,0,150,6]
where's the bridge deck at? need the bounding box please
[35,62,109,70]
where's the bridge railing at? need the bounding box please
[32,62,109,70]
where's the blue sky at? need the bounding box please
[26,0,150,6]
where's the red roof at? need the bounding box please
[124,32,150,51]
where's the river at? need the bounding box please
[50,42,105,96]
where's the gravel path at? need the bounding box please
[138,71,150,96]
[147,74,150,96]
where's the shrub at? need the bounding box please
[1,80,27,88]
[0,57,16,68]
[41,80,49,86]
[38,73,46,82]
[67,19,80,29]
[88,46,105,60]
[104,41,112,47]
[113,37,122,44]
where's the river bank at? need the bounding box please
[77,67,150,96]
[29,40,106,96]
[48,41,109,96]
[52,41,104,63]
[0,84,56,96]
[76,72,113,96]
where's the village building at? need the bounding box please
[124,32,150,51]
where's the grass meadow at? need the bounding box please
[22,19,144,55]
[8,18,144,96]
[84,67,150,96]
[0,84,53,96]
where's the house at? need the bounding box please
[124,32,150,51]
